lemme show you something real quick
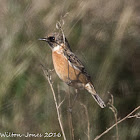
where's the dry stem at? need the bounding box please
[80,102,90,140]
[67,87,75,140]
[128,112,140,119]
[108,94,119,140]
[94,106,140,140]
[42,67,66,140]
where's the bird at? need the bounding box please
[39,33,106,108]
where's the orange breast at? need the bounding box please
[52,51,88,87]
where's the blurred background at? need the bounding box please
[0,0,139,140]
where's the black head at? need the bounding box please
[39,33,71,50]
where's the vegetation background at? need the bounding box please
[0,0,139,140]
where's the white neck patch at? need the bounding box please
[53,45,62,52]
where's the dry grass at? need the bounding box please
[0,0,140,140]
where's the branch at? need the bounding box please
[94,106,140,140]
[42,67,67,140]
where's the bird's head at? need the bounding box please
[39,33,71,51]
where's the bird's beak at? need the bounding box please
[38,37,53,49]
[38,38,48,41]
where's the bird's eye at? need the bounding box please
[49,37,55,42]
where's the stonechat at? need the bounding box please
[39,33,106,108]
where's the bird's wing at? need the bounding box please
[63,50,91,80]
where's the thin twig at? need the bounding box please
[80,102,90,140]
[128,112,140,119]
[108,94,119,140]
[58,96,66,109]
[94,106,140,140]
[67,87,75,140]
[42,67,67,140]
[56,20,66,45]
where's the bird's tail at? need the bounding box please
[85,82,106,108]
